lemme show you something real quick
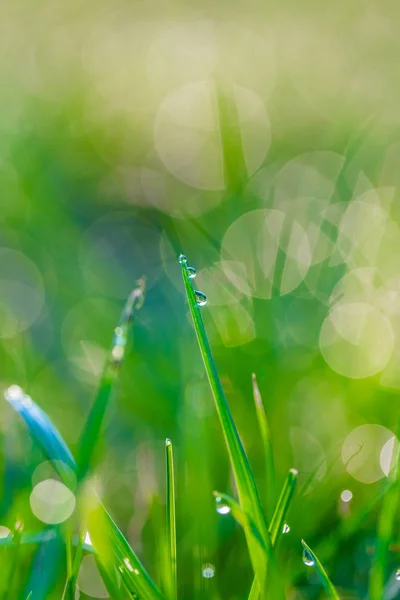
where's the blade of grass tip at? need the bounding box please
[77,279,146,479]
[4,386,165,600]
[179,255,269,588]
[25,593,32,600]
[369,428,400,600]
[247,468,298,600]
[1,519,23,600]
[269,468,298,546]
[165,439,177,600]
[301,539,340,600]
[252,374,276,521]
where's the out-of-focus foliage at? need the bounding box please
[1,0,400,598]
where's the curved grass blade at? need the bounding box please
[179,254,269,588]
[4,386,165,600]
[369,429,400,600]
[301,539,340,599]
[165,438,177,600]
[252,374,276,520]
[77,280,145,479]
[269,468,298,546]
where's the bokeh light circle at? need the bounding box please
[221,209,311,299]
[342,424,396,483]
[30,479,76,524]
[0,248,45,338]
[319,302,394,379]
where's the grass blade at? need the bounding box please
[165,438,177,600]
[4,385,165,600]
[77,280,145,479]
[247,468,298,600]
[369,430,400,600]
[179,254,269,589]
[269,468,298,546]
[301,539,340,599]
[252,374,276,520]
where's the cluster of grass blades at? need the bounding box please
[5,253,398,599]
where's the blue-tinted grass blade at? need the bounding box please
[179,255,269,588]
[301,539,340,599]
[4,386,165,600]
[165,438,177,600]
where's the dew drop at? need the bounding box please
[195,290,207,306]
[282,523,290,534]
[187,266,197,279]
[202,563,215,578]
[178,254,187,265]
[396,568,400,582]
[215,496,231,515]
[302,547,315,567]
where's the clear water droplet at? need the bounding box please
[195,290,207,306]
[302,547,315,567]
[187,267,197,279]
[396,568,400,581]
[178,254,187,265]
[202,563,215,578]
[215,496,231,515]
[282,523,290,534]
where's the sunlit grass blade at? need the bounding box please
[25,593,32,600]
[165,438,177,600]
[179,254,269,588]
[77,279,145,479]
[301,539,340,599]
[4,386,165,600]
[369,430,400,600]
[269,468,298,546]
[252,374,276,520]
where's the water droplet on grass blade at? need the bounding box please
[396,568,400,581]
[282,523,290,533]
[187,266,197,278]
[195,290,207,306]
[202,563,215,578]
[302,547,315,567]
[5,386,33,411]
[215,496,231,515]
[178,254,187,265]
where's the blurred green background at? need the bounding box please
[2,1,400,598]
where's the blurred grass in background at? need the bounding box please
[2,0,400,598]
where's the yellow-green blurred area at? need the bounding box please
[2,0,400,598]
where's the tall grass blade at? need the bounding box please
[4,386,165,600]
[369,431,400,600]
[165,438,177,600]
[301,539,340,599]
[252,374,276,521]
[77,280,145,479]
[179,254,269,589]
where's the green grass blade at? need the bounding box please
[77,280,145,479]
[179,255,269,587]
[301,539,340,599]
[4,386,165,600]
[165,438,177,600]
[369,430,400,600]
[213,491,268,558]
[269,468,298,546]
[252,374,276,520]
[25,593,32,600]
